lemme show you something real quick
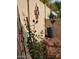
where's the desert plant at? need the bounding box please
[26,17,47,59]
[27,33,47,59]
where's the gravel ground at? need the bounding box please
[46,18,61,59]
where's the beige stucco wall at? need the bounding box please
[29,0,45,41]
[17,0,28,32]
[46,5,51,19]
[17,0,51,41]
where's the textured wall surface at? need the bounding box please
[17,0,51,41]
[17,0,28,32]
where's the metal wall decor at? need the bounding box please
[33,19,35,22]
[34,3,39,23]
[40,30,44,34]
[24,17,28,29]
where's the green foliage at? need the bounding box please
[40,0,61,18]
[40,0,49,4]
[49,2,61,18]
[26,17,47,59]
[30,41,47,59]
[40,0,61,11]
[40,0,51,6]
[54,2,61,11]
[27,33,47,59]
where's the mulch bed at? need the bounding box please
[44,37,61,59]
